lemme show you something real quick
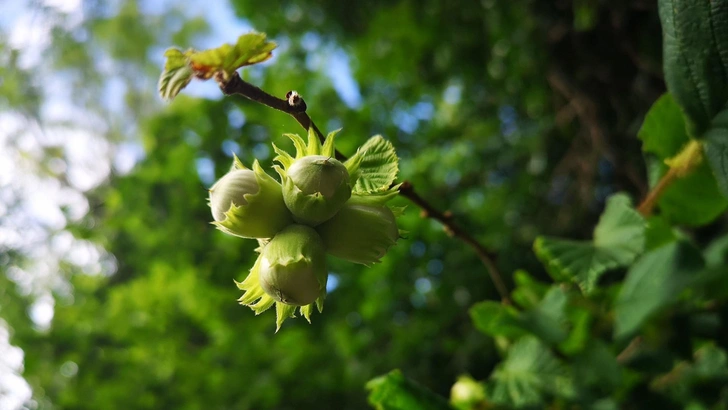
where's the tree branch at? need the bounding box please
[216,71,511,305]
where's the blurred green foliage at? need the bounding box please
[3,0,728,409]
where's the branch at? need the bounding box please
[216,72,339,161]
[397,182,510,303]
[637,139,703,217]
[636,166,680,216]
[216,71,511,305]
[616,336,643,364]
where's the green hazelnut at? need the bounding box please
[282,155,352,226]
[258,224,327,306]
[209,160,293,239]
[316,203,399,265]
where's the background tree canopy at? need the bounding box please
[3,0,727,409]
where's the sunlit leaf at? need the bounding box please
[349,136,399,194]
[158,48,194,101]
[158,33,276,100]
[188,32,276,79]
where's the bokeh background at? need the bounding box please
[1,0,674,409]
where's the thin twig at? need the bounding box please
[397,182,510,304]
[636,166,680,216]
[638,139,703,216]
[217,72,342,161]
[616,336,643,364]
[216,71,511,305]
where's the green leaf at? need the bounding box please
[367,370,453,410]
[559,307,592,355]
[691,344,728,380]
[704,232,728,268]
[510,270,550,309]
[534,193,646,293]
[639,93,728,224]
[593,195,646,253]
[639,93,690,159]
[470,286,568,345]
[651,344,728,399]
[614,241,704,339]
[658,0,728,135]
[188,32,276,79]
[704,108,728,197]
[158,48,194,101]
[572,341,622,392]
[490,336,575,407]
[659,162,728,225]
[350,136,399,194]
[157,33,275,101]
[469,301,526,339]
[644,215,677,251]
[518,286,569,344]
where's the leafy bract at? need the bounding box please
[490,336,575,407]
[534,193,646,293]
[236,247,324,332]
[614,241,704,339]
[158,32,276,101]
[347,136,399,194]
[639,93,728,225]
[658,0,728,136]
[367,370,453,410]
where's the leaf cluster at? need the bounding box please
[367,0,728,408]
